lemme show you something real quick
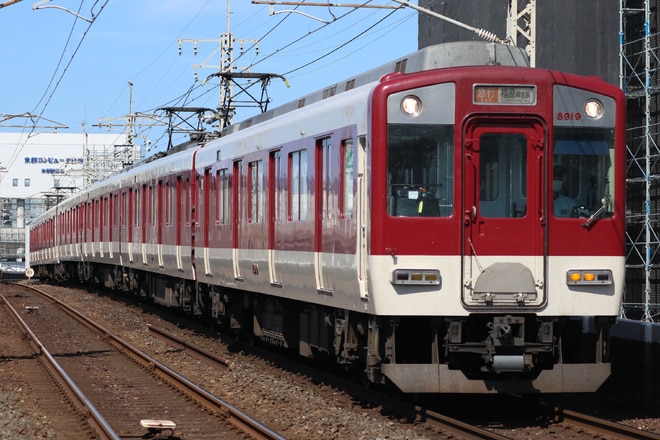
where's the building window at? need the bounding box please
[24,178,30,187]
[12,178,18,187]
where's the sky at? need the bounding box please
[0,0,418,155]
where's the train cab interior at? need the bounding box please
[552,127,615,220]
[387,124,454,217]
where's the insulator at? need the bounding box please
[474,28,503,43]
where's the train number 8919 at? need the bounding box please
[556,111,582,121]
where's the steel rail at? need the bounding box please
[24,284,286,440]
[0,293,120,440]
[555,406,660,440]
[147,324,231,372]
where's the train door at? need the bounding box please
[268,150,283,285]
[175,176,183,270]
[141,184,148,264]
[100,197,105,258]
[157,180,163,267]
[128,188,135,263]
[108,195,114,259]
[202,168,211,275]
[462,119,546,307]
[315,136,332,293]
[232,160,243,281]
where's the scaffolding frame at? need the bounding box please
[620,0,660,321]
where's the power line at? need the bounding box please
[3,0,111,179]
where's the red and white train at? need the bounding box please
[28,41,626,394]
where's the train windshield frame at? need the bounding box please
[386,123,454,217]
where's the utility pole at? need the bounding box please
[93,81,163,169]
[0,0,23,10]
[506,0,536,67]
[179,0,288,129]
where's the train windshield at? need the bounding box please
[552,128,615,218]
[387,124,454,217]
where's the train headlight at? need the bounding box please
[392,269,440,285]
[584,99,604,119]
[401,95,422,117]
[566,269,612,285]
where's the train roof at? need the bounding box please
[222,41,529,136]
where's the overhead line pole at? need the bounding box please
[0,0,22,9]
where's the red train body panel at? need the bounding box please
[28,42,626,393]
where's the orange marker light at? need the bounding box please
[569,272,582,282]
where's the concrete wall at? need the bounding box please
[607,320,660,409]
[418,1,619,85]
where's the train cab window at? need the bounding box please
[387,124,453,217]
[478,133,527,218]
[553,128,615,219]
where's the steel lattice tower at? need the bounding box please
[620,0,660,321]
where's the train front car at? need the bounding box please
[368,55,626,393]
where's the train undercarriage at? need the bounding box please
[34,261,614,394]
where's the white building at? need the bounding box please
[0,132,127,274]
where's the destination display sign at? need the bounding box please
[473,85,537,105]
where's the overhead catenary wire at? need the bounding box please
[2,0,111,179]
[182,1,405,112]
[132,1,393,128]
[91,1,414,153]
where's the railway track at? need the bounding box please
[126,319,660,440]
[0,288,97,438]
[549,404,660,440]
[1,282,285,440]
[14,280,660,440]
[136,309,660,440]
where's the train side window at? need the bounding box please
[318,137,332,220]
[149,185,155,226]
[387,124,454,217]
[270,150,283,223]
[289,150,308,221]
[113,194,118,229]
[216,169,228,224]
[248,160,264,223]
[340,138,354,219]
[134,187,140,227]
[165,181,174,226]
[157,181,163,222]
[128,189,134,242]
[184,178,191,225]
